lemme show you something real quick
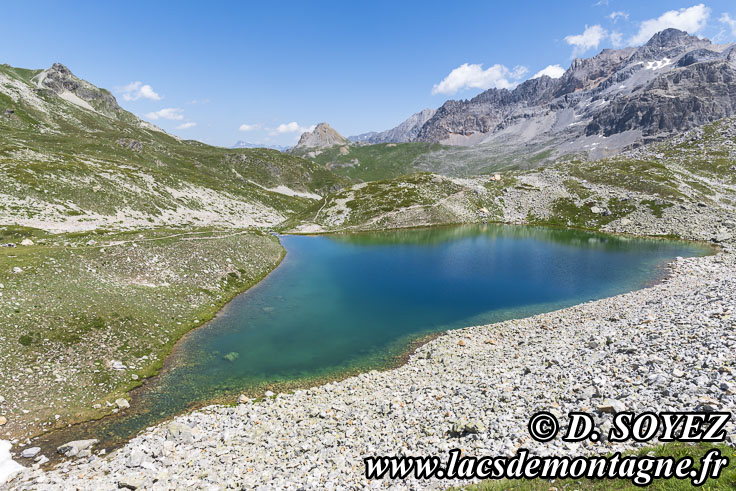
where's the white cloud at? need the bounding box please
[271,122,315,134]
[239,123,261,132]
[630,4,711,45]
[119,81,161,101]
[720,13,736,36]
[610,31,625,47]
[609,11,629,23]
[532,64,566,79]
[189,98,211,105]
[145,108,184,121]
[176,122,196,129]
[565,25,608,57]
[431,63,528,95]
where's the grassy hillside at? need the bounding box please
[288,117,736,240]
[0,64,347,232]
[0,63,350,439]
[296,142,450,182]
[0,225,285,439]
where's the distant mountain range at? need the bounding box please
[340,29,736,163]
[232,141,290,152]
[349,109,436,144]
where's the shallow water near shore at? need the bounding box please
[31,224,708,457]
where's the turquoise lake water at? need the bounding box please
[36,224,708,451]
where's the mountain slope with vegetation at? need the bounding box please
[319,29,736,178]
[0,63,348,440]
[288,116,736,243]
[301,141,451,182]
[0,64,346,233]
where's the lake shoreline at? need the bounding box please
[0,234,288,471]
[6,223,732,488]
[10,242,734,489]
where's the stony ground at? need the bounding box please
[6,238,734,489]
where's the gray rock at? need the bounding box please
[21,447,41,458]
[597,399,626,414]
[127,449,145,468]
[118,474,145,489]
[448,419,486,437]
[57,439,98,457]
[167,421,193,443]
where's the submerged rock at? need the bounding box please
[223,352,239,362]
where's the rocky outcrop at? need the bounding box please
[411,29,736,159]
[32,63,128,120]
[116,138,143,152]
[293,122,348,150]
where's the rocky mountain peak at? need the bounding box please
[49,62,72,75]
[411,27,736,160]
[32,63,125,119]
[645,28,703,49]
[294,122,348,150]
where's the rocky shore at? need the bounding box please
[6,239,735,489]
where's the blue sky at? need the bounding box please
[2,1,736,147]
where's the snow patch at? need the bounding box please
[264,185,321,200]
[245,180,321,200]
[0,440,24,485]
[645,58,672,70]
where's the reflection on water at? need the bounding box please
[34,224,708,454]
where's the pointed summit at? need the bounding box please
[645,28,703,48]
[294,122,348,150]
[31,63,130,120]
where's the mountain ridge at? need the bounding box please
[349,108,437,144]
[232,140,289,152]
[337,29,736,173]
[0,63,346,232]
[410,29,736,159]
